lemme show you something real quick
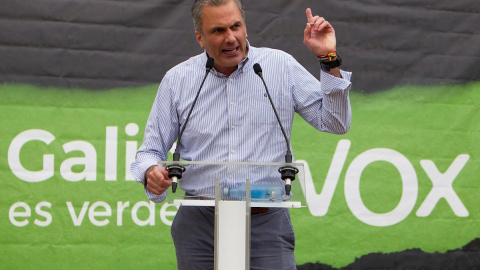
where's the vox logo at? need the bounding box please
[298,139,470,227]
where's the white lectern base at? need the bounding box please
[215,200,249,270]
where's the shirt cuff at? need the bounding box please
[145,188,168,203]
[132,160,158,185]
[320,69,352,95]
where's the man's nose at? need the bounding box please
[225,29,236,43]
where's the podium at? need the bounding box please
[160,161,305,270]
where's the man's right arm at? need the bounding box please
[131,73,180,203]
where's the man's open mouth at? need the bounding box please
[222,46,239,53]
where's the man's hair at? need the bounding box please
[192,0,245,34]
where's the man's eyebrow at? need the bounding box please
[209,21,242,32]
[210,26,227,32]
[231,21,242,27]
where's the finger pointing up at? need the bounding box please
[306,8,313,23]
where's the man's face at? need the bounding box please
[195,0,248,76]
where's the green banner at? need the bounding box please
[1,83,479,269]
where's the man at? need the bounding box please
[131,0,352,269]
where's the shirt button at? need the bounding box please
[231,150,236,153]
[232,125,236,129]
[230,101,235,105]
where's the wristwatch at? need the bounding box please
[320,54,342,72]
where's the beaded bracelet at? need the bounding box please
[317,51,337,62]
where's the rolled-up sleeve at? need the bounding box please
[291,55,352,134]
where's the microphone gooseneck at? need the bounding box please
[253,63,298,196]
[176,57,214,150]
[167,57,214,193]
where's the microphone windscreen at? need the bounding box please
[206,57,214,69]
[253,63,262,75]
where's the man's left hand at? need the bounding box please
[303,8,336,56]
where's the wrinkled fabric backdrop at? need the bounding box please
[1,0,478,92]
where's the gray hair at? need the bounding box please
[192,0,245,34]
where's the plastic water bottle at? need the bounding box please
[223,184,284,201]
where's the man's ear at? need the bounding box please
[195,30,204,48]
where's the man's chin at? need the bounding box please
[220,55,245,66]
[214,60,242,74]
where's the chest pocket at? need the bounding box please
[249,89,280,126]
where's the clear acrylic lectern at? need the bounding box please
[159,161,306,270]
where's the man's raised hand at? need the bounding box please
[303,8,337,56]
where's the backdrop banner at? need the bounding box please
[1,82,479,269]
[1,0,479,269]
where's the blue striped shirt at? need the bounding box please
[132,45,352,203]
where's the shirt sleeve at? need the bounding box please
[291,56,352,134]
[130,72,179,203]
[318,69,352,134]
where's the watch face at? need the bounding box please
[321,62,331,72]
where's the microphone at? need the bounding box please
[166,57,215,193]
[253,63,298,196]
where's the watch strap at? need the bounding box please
[319,54,342,72]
